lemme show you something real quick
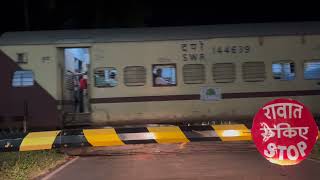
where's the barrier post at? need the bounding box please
[23,100,28,133]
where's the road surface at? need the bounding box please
[43,142,320,180]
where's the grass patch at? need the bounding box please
[0,150,67,180]
[315,142,320,158]
[311,142,320,160]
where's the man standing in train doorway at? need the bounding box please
[79,74,88,113]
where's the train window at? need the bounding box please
[304,60,320,79]
[272,61,295,80]
[124,66,146,86]
[212,63,236,83]
[12,70,34,87]
[152,64,177,86]
[183,64,205,84]
[242,62,266,82]
[16,53,28,64]
[94,67,118,87]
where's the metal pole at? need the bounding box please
[23,100,28,133]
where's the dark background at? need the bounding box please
[1,0,320,35]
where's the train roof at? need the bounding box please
[1,21,320,45]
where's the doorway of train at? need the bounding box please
[62,47,91,117]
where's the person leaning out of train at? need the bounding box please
[78,75,87,113]
[81,73,88,96]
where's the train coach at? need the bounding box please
[0,22,320,131]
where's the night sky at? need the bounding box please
[1,0,320,35]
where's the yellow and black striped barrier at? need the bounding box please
[0,124,319,152]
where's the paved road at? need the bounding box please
[45,142,320,180]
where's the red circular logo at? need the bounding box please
[252,98,319,165]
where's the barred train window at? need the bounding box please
[12,70,34,87]
[272,61,295,80]
[152,64,176,86]
[124,66,146,86]
[242,62,266,82]
[183,64,205,84]
[16,53,28,64]
[212,63,236,83]
[94,67,118,87]
[304,60,320,79]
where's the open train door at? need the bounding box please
[60,47,91,126]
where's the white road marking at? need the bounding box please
[41,156,79,180]
[307,158,320,163]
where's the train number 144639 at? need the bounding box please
[212,45,250,54]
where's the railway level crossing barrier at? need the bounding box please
[0,124,319,152]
